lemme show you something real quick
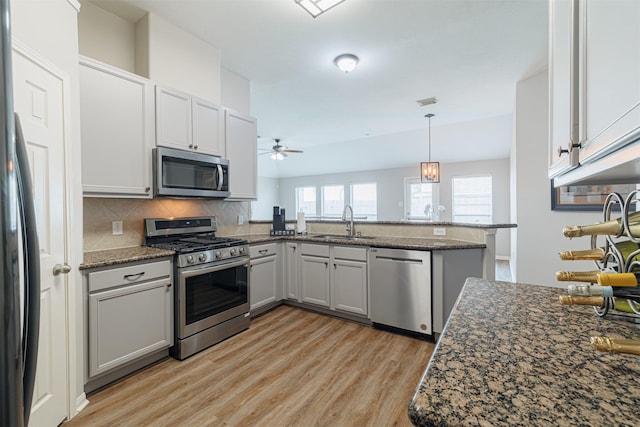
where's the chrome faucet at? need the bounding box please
[342,205,355,237]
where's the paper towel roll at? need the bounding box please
[297,212,306,233]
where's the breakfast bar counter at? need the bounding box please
[408,277,640,426]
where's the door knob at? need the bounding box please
[52,264,71,276]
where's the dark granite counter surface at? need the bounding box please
[408,277,640,426]
[249,220,516,229]
[236,233,485,251]
[80,247,175,270]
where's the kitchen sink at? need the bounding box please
[312,234,376,241]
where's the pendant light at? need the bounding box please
[420,113,440,183]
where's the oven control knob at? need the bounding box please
[186,255,195,264]
[198,253,207,262]
[230,248,237,256]
[239,247,246,254]
[215,251,223,259]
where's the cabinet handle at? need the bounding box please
[333,263,337,269]
[193,145,198,150]
[558,140,582,157]
[259,249,268,254]
[145,187,151,193]
[52,264,71,276]
[167,283,172,288]
[324,262,328,267]
[557,146,569,157]
[188,144,193,149]
[123,272,145,281]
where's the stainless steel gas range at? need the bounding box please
[144,216,250,360]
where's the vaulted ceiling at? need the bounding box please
[89,0,548,177]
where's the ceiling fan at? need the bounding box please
[258,138,304,160]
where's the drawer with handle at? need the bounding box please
[250,243,279,259]
[87,259,171,293]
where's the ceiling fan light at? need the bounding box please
[334,53,359,74]
[271,152,286,161]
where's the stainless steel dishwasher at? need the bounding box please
[369,247,431,335]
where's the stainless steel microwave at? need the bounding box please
[153,147,230,198]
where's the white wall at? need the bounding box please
[221,67,251,115]
[77,0,135,71]
[79,4,251,116]
[251,176,280,220]
[270,158,511,258]
[139,13,221,102]
[512,70,601,286]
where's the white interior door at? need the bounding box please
[12,46,68,427]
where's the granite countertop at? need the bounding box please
[408,277,640,426]
[237,233,486,251]
[80,247,175,270]
[249,220,516,229]
[80,233,482,270]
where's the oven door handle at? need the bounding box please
[179,257,249,279]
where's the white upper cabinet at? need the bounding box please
[578,0,640,163]
[155,85,225,157]
[225,108,257,200]
[548,0,579,177]
[550,0,640,185]
[79,56,154,198]
[192,97,225,156]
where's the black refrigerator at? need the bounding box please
[0,0,41,426]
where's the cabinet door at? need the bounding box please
[225,109,257,200]
[285,243,299,300]
[79,57,154,197]
[192,96,225,156]
[300,255,330,307]
[578,0,640,163]
[250,255,278,310]
[332,259,368,316]
[155,86,192,151]
[549,0,580,178]
[88,278,173,378]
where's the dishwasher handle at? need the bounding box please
[374,255,423,264]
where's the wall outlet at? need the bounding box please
[112,221,123,235]
[237,215,244,225]
[433,227,446,236]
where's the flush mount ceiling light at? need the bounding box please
[420,113,440,183]
[294,0,347,18]
[334,53,359,74]
[417,97,437,107]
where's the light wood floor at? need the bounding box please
[65,305,434,427]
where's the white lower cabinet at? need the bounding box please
[249,243,281,311]
[299,243,368,316]
[300,253,331,307]
[85,259,173,379]
[332,250,368,316]
[285,242,300,300]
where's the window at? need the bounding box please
[295,186,317,217]
[452,176,493,223]
[405,178,438,220]
[350,182,377,221]
[321,185,345,218]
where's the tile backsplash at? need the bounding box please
[83,198,251,252]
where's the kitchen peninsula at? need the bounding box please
[247,219,515,280]
[409,277,640,426]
